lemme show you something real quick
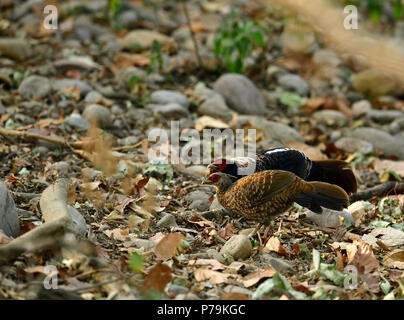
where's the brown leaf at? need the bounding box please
[220,293,250,300]
[219,223,239,240]
[383,249,404,270]
[59,85,81,101]
[104,228,130,242]
[336,250,345,272]
[241,268,276,287]
[188,259,226,271]
[194,268,234,285]
[144,263,172,293]
[154,233,185,260]
[263,237,291,256]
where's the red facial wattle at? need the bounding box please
[213,159,227,172]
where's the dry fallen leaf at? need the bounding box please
[284,141,327,160]
[220,293,250,300]
[144,263,172,293]
[154,233,185,260]
[195,116,229,131]
[194,268,235,285]
[263,237,291,256]
[104,228,130,242]
[241,268,276,287]
[188,259,227,271]
[373,160,404,177]
[383,249,404,270]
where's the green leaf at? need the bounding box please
[393,0,403,20]
[370,220,391,228]
[380,280,391,295]
[253,272,307,300]
[312,249,321,271]
[279,92,305,108]
[129,253,144,273]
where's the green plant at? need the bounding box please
[346,0,403,23]
[148,40,164,74]
[214,9,266,73]
[107,0,123,30]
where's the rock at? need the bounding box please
[278,74,310,96]
[198,95,233,121]
[151,90,189,109]
[53,161,70,175]
[206,248,226,264]
[335,137,374,154]
[65,113,90,131]
[0,182,19,237]
[148,103,190,119]
[53,56,101,71]
[52,79,93,97]
[236,115,304,142]
[156,213,177,228]
[110,105,123,115]
[352,69,399,97]
[347,201,370,227]
[312,49,341,67]
[0,38,32,61]
[389,118,404,134]
[313,110,347,127]
[261,255,294,272]
[213,73,267,115]
[185,190,211,212]
[84,91,103,104]
[82,104,112,128]
[224,285,254,297]
[175,292,200,300]
[350,127,404,159]
[121,29,176,51]
[183,165,207,178]
[18,75,51,100]
[117,136,140,146]
[67,205,87,237]
[220,235,252,260]
[166,284,188,296]
[120,10,138,29]
[306,208,355,228]
[280,24,315,55]
[130,238,156,250]
[0,101,5,114]
[367,109,404,124]
[351,100,372,117]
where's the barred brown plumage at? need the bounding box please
[206,170,349,235]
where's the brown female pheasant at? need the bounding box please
[206,170,349,236]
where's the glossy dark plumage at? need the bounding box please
[207,170,349,225]
[208,147,357,194]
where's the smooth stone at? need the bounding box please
[306,208,355,228]
[156,213,177,228]
[367,109,404,124]
[18,75,51,100]
[350,127,404,159]
[65,113,90,131]
[278,74,310,96]
[213,73,267,115]
[335,137,374,154]
[0,182,19,237]
[120,10,139,29]
[312,110,347,127]
[0,38,32,61]
[220,235,252,260]
[183,165,207,178]
[121,29,175,50]
[236,115,304,142]
[353,69,399,96]
[84,91,103,104]
[389,118,404,134]
[148,103,190,119]
[198,95,233,121]
[185,190,212,212]
[261,255,294,272]
[67,205,87,237]
[351,100,372,117]
[52,79,93,97]
[151,90,189,109]
[82,104,112,128]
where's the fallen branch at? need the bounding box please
[349,181,404,203]
[0,179,74,263]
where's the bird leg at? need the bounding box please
[247,223,262,239]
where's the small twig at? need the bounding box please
[349,181,404,203]
[112,141,143,152]
[181,0,203,69]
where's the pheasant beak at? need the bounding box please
[201,177,212,185]
[207,164,219,175]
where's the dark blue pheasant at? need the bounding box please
[207,148,357,195]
